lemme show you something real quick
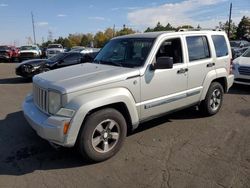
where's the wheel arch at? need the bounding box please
[64,88,139,146]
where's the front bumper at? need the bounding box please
[233,69,250,86]
[47,54,57,58]
[0,55,11,60]
[227,74,234,90]
[22,95,73,146]
[16,67,39,78]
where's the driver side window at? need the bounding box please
[156,38,183,64]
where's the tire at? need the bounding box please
[199,82,224,116]
[78,108,127,162]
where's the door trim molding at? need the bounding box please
[136,87,202,109]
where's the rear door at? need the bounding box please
[184,34,215,105]
[211,34,231,74]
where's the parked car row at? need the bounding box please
[230,40,250,59]
[0,43,100,62]
[16,51,99,78]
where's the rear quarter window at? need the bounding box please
[186,36,210,62]
[212,35,228,57]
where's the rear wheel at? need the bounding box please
[78,108,127,162]
[199,82,224,116]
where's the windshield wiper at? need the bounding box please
[94,60,123,67]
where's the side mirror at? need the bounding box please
[151,57,173,70]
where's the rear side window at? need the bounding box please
[212,35,228,57]
[186,36,210,61]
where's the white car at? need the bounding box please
[232,47,250,85]
[46,44,64,58]
[18,45,41,62]
[70,47,100,54]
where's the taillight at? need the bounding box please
[229,58,233,75]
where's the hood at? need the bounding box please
[17,59,47,68]
[20,50,39,53]
[233,56,250,67]
[33,63,140,94]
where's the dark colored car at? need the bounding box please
[16,52,98,78]
[0,45,19,62]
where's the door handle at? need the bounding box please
[177,68,188,74]
[207,63,215,67]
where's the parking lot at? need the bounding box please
[0,62,250,188]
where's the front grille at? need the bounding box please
[0,51,8,56]
[48,51,55,54]
[33,84,48,113]
[48,50,60,54]
[238,66,250,76]
[20,52,35,57]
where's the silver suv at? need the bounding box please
[23,31,234,161]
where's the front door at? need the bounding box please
[139,37,188,120]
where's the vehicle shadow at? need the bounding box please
[0,107,201,176]
[0,111,88,176]
[0,77,31,84]
[229,84,250,95]
[132,106,202,135]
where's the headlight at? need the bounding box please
[48,90,61,114]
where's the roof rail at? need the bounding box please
[177,28,224,32]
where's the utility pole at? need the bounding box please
[227,3,232,38]
[31,12,36,44]
[113,24,116,37]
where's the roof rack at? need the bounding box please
[177,28,223,32]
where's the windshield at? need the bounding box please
[94,38,154,68]
[20,46,37,50]
[230,41,240,48]
[47,52,67,63]
[0,46,10,50]
[48,44,63,49]
[242,48,250,57]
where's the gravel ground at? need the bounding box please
[0,63,250,188]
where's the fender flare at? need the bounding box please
[200,70,217,101]
[200,68,229,101]
[64,88,139,146]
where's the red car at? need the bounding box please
[0,45,19,62]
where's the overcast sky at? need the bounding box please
[0,0,249,46]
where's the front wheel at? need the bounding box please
[199,82,224,116]
[78,108,127,162]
